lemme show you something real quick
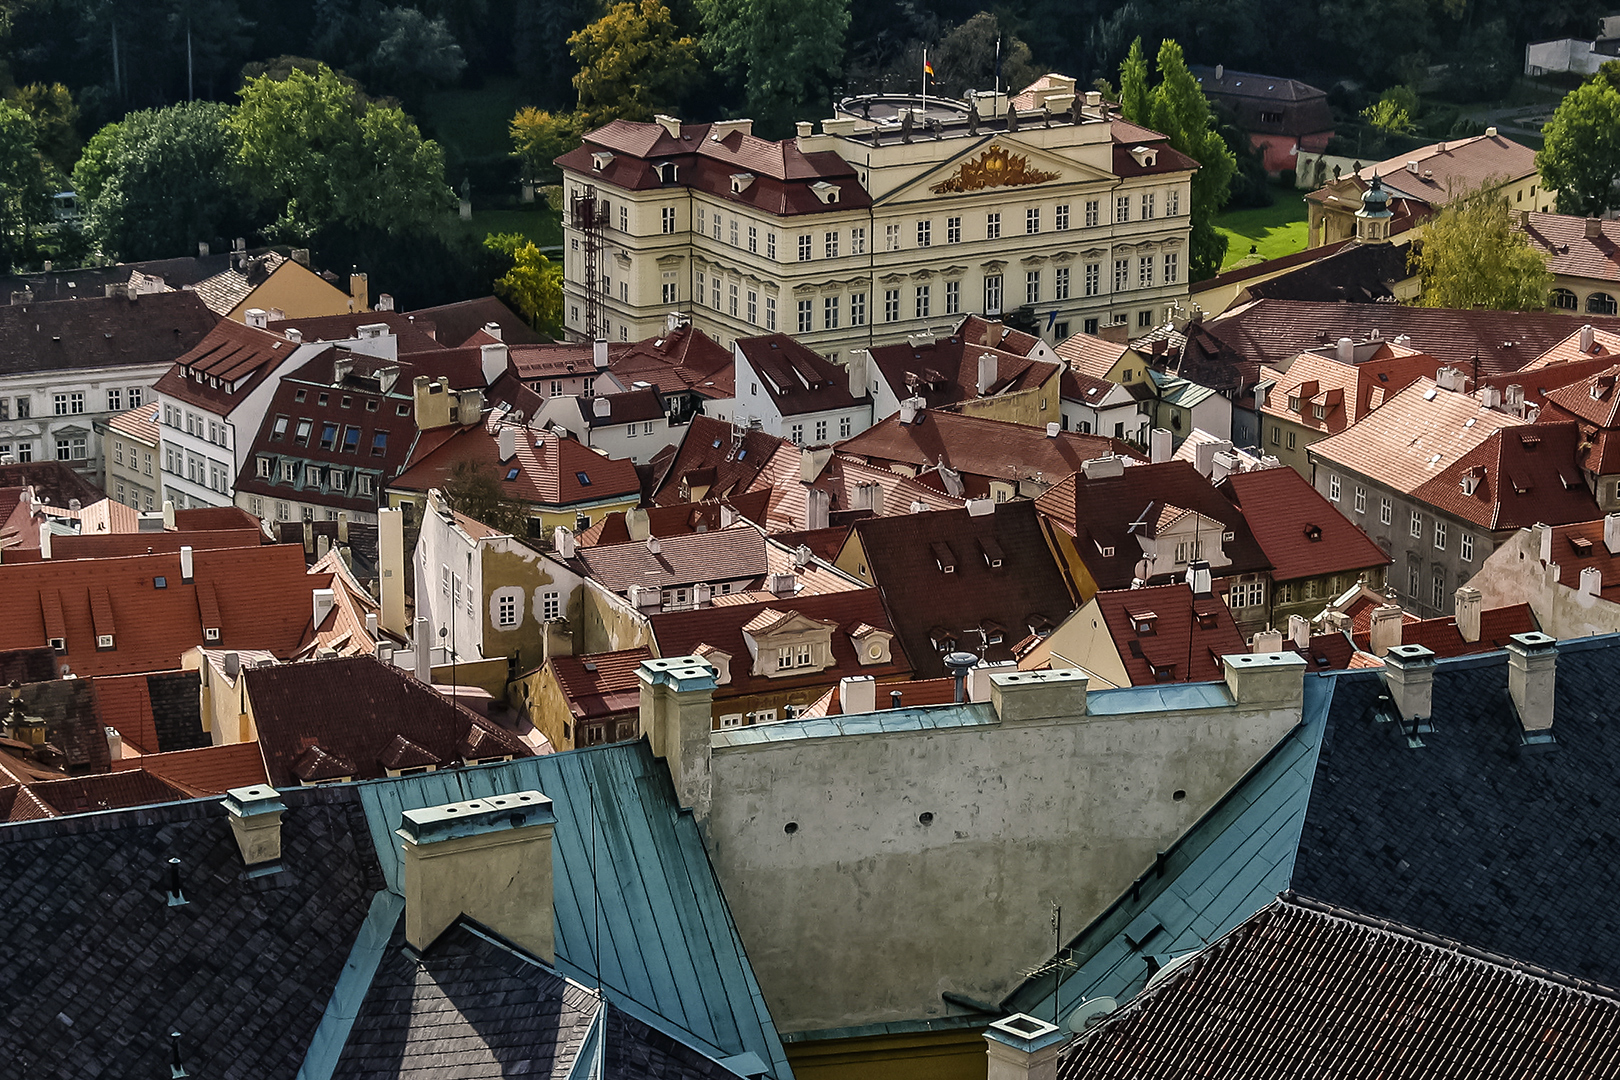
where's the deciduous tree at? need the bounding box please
[0,99,50,268]
[511,107,581,183]
[484,232,562,334]
[568,0,698,126]
[1537,77,1620,217]
[699,0,848,136]
[1410,183,1552,311]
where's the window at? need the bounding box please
[711,211,721,239]
[53,393,67,416]
[1329,474,1340,501]
[694,272,705,307]
[1432,572,1445,609]
[294,419,312,445]
[107,388,122,412]
[1286,431,1296,450]
[55,435,86,460]
[765,296,777,331]
[1460,533,1474,561]
[825,230,839,258]
[543,591,561,620]
[850,292,866,325]
[790,423,804,445]
[915,285,930,318]
[798,234,812,261]
[1138,309,1155,328]
[1054,321,1068,339]
[747,225,757,252]
[884,289,901,322]
[711,276,721,309]
[358,474,373,495]
[498,594,517,627]
[986,212,1001,239]
[1138,256,1154,288]
[1381,497,1393,525]
[256,457,271,478]
[1085,262,1100,297]
[1114,259,1130,292]
[1228,581,1265,608]
[1026,207,1040,234]
[1163,253,1179,285]
[946,216,961,243]
[977,272,1006,315]
[143,451,152,476]
[1551,287,1578,310]
[728,282,739,317]
[916,220,931,247]
[815,419,828,442]
[113,440,124,466]
[13,395,26,418]
[280,460,296,482]
[1025,271,1040,305]
[1085,199,1100,227]
[1115,196,1130,223]
[1055,204,1070,230]
[371,431,388,456]
[1354,486,1366,514]
[1589,293,1618,316]
[729,218,738,246]
[944,281,960,315]
[319,422,338,451]
[824,295,840,330]
[128,387,142,407]
[851,226,866,254]
[1055,267,1070,300]
[885,223,901,251]
[1407,563,1421,597]
[840,415,852,438]
[747,290,758,325]
[662,282,678,304]
[271,415,289,440]
[1142,192,1155,219]
[1168,188,1181,216]
[767,232,777,259]
[1434,521,1447,550]
[342,425,360,453]
[1410,510,1423,539]
[619,205,628,231]
[798,299,813,334]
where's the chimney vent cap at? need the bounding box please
[399,790,556,845]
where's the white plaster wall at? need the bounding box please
[1468,527,1620,639]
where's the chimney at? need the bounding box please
[1045,422,1060,438]
[375,293,395,312]
[414,615,431,682]
[497,425,517,462]
[105,725,123,760]
[163,500,176,530]
[1253,627,1284,653]
[480,342,509,385]
[988,668,1089,722]
[37,523,50,559]
[1507,632,1557,734]
[800,444,834,481]
[1081,455,1124,479]
[646,536,660,555]
[1588,218,1604,241]
[985,1014,1067,1080]
[840,674,877,715]
[769,572,796,595]
[553,526,577,559]
[365,611,379,639]
[482,321,503,342]
[945,651,978,703]
[1534,521,1553,565]
[1288,613,1311,649]
[592,338,609,370]
[898,397,925,424]
[806,486,831,531]
[1578,565,1604,598]
[333,355,353,385]
[1368,599,1404,656]
[1603,513,1620,557]
[1382,643,1436,722]
[1193,439,1231,478]
[224,651,241,678]
[1406,160,1419,175]
[977,318,1003,347]
[1336,336,1354,363]
[398,791,557,960]
[1149,427,1172,463]
[846,348,871,400]
[1479,385,1502,410]
[378,508,407,637]
[349,272,369,312]
[655,113,682,138]
[337,511,349,544]
[179,545,194,583]
[1486,126,1498,137]
[592,396,611,418]
[625,506,651,541]
[1454,586,1483,642]
[285,327,303,344]
[693,582,712,607]
[977,353,998,396]
[1215,63,1224,80]
[313,587,335,629]
[1184,559,1212,597]
[245,308,269,329]
[317,534,331,559]
[222,785,287,872]
[1581,324,1596,352]
[637,656,718,821]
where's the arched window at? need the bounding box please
[1589,293,1618,316]
[1551,288,1578,311]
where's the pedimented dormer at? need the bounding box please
[849,622,895,666]
[740,608,839,678]
[1133,504,1233,570]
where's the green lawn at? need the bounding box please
[1214,186,1310,271]
[446,205,563,249]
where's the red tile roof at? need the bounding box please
[154,318,302,414]
[1539,518,1620,600]
[23,771,189,817]
[648,414,787,506]
[1517,211,1620,282]
[401,296,545,347]
[391,421,640,508]
[1522,324,1620,371]
[107,401,160,444]
[1309,132,1539,207]
[1054,333,1130,379]
[1409,420,1599,530]
[0,290,218,378]
[1259,346,1442,436]
[735,334,865,418]
[956,314,1044,356]
[577,528,773,593]
[868,334,1060,410]
[543,648,652,719]
[1352,602,1536,657]
[0,545,325,678]
[49,528,264,560]
[1219,467,1392,581]
[110,741,270,795]
[267,310,446,355]
[243,655,532,786]
[1084,582,1246,686]
[1539,364,1620,473]
[577,492,771,546]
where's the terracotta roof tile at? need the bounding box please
[578,527,771,593]
[1219,467,1392,581]
[1351,601,1535,657]
[403,295,545,347]
[1410,421,1599,530]
[1259,345,1441,436]
[735,333,865,417]
[1053,333,1130,379]
[107,401,160,443]
[1083,582,1246,685]
[110,740,269,795]
[154,318,303,414]
[0,291,217,378]
[869,334,1059,409]
[392,422,640,508]
[544,648,652,719]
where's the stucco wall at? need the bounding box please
[703,679,1302,1033]
[1468,526,1620,639]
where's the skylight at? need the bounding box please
[577,472,592,486]
[505,466,520,481]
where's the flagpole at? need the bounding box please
[922,48,928,116]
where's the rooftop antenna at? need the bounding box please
[1019,900,1077,1024]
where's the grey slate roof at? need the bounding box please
[0,291,218,377]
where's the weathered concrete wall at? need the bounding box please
[1469,526,1620,639]
[703,670,1303,1033]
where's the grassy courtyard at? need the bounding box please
[1214,186,1311,272]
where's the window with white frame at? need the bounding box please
[1163,253,1179,284]
[849,292,866,325]
[1431,571,1445,609]
[1142,192,1156,219]
[1085,199,1100,227]
[695,272,705,306]
[710,276,720,308]
[851,226,866,254]
[107,388,122,411]
[767,232,776,259]
[747,290,758,324]
[1410,510,1422,538]
[1138,256,1154,288]
[946,216,961,243]
[884,289,900,322]
[985,212,1001,239]
[1026,207,1040,234]
[619,205,628,231]
[1168,188,1181,215]
[984,275,1002,314]
[662,282,677,304]
[797,299,813,333]
[1381,497,1393,525]
[916,220,931,247]
[840,415,852,437]
[1460,532,1474,561]
[1354,486,1365,513]
[729,282,738,316]
[1055,204,1070,230]
[543,591,561,620]
[790,424,803,445]
[1329,474,1340,501]
[1114,259,1130,292]
[765,296,776,330]
[1434,521,1447,550]
[1054,266,1070,300]
[885,223,901,250]
[1025,271,1040,304]
[497,594,518,627]
[661,206,676,233]
[815,419,828,442]
[798,234,812,261]
[128,387,143,407]
[945,280,960,314]
[747,224,757,252]
[825,230,839,258]
[1085,262,1100,296]
[915,285,930,318]
[730,218,739,246]
[824,295,840,329]
[1115,196,1130,223]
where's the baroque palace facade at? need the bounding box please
[555,77,1198,357]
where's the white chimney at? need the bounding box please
[985,1014,1067,1080]
[414,616,431,682]
[1369,600,1404,656]
[497,425,517,461]
[179,545,194,583]
[1479,385,1502,409]
[1406,160,1420,175]
[898,396,924,424]
[1506,632,1557,732]
[1149,427,1172,463]
[592,396,611,418]
[840,675,877,715]
[480,342,509,385]
[37,523,50,559]
[483,321,503,342]
[553,526,576,559]
[846,348,871,401]
[1288,614,1311,649]
[245,308,269,329]
[379,508,407,637]
[1082,455,1124,479]
[1455,585,1483,642]
[592,338,609,369]
[313,588,336,629]
[1382,644,1436,721]
[966,498,995,516]
[1581,566,1603,597]
[1336,336,1354,363]
[806,486,831,531]
[1605,513,1620,555]
[770,572,796,595]
[693,582,712,607]
[1045,422,1060,438]
[284,327,303,343]
[977,353,998,396]
[222,786,287,870]
[1184,559,1212,597]
[365,611,379,639]
[1253,627,1284,653]
[375,293,395,312]
[162,500,176,530]
[1535,521,1554,565]
[1581,324,1597,352]
[1486,126,1497,137]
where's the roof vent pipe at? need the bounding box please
[165,857,189,906]
[890,689,903,709]
[170,1032,190,1078]
[945,651,979,703]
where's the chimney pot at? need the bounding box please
[1580,565,1603,597]
[223,651,240,678]
[1336,336,1355,363]
[1287,614,1311,649]
[1369,600,1404,656]
[1045,422,1060,438]
[179,545,195,583]
[414,616,431,682]
[637,657,717,821]
[552,526,577,559]
[977,352,998,396]
[1581,324,1597,353]
[985,1013,1067,1080]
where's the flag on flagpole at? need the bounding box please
[924,57,934,77]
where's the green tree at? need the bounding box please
[228,63,454,240]
[0,99,50,268]
[484,232,563,334]
[1410,183,1552,311]
[6,83,78,175]
[1537,77,1620,217]
[511,107,581,183]
[699,0,849,136]
[568,0,698,126]
[930,13,1039,100]
[359,7,467,108]
[1120,38,1237,281]
[440,459,533,538]
[72,101,254,261]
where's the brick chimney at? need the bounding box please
[1454,586,1482,642]
[398,791,557,960]
[638,657,718,822]
[1382,644,1435,722]
[1506,631,1557,734]
[985,1014,1067,1080]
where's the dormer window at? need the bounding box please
[591,151,614,172]
[1288,394,1301,412]
[1129,146,1158,167]
[776,643,815,670]
[1131,611,1158,634]
[97,634,114,650]
[653,161,678,184]
[731,172,756,193]
[811,181,840,204]
[932,541,956,573]
[1313,403,1326,419]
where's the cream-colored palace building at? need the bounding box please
[556,77,1197,358]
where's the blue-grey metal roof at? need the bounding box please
[353,742,793,1080]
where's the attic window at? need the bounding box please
[1152,663,1176,681]
[591,151,614,172]
[931,541,956,573]
[1194,609,1219,629]
[204,627,221,641]
[1520,433,1541,449]
[811,181,840,204]
[1222,531,1236,542]
[49,636,65,651]
[981,537,1005,568]
[1303,523,1323,542]
[653,161,678,184]
[1129,145,1158,167]
[1288,394,1301,412]
[97,634,114,650]
[1131,611,1158,634]
[154,576,167,589]
[1571,535,1595,555]
[576,471,592,486]
[1313,403,1326,419]
[505,466,520,481]
[730,172,756,194]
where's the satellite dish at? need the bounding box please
[1133,559,1152,580]
[1066,996,1117,1033]
[1144,950,1200,990]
